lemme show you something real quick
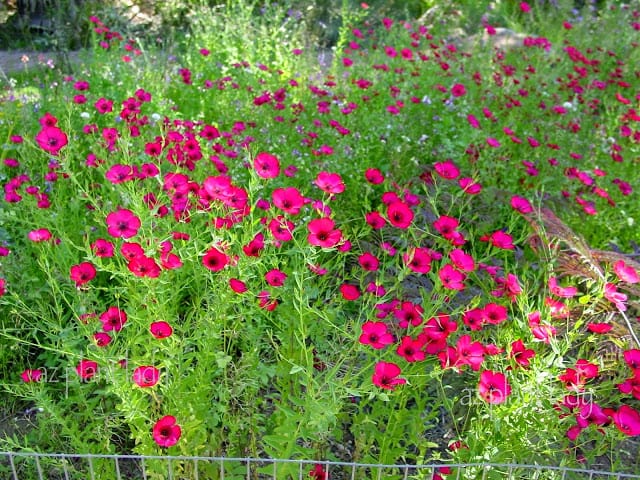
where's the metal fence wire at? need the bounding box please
[1,453,640,480]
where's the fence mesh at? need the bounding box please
[2,453,640,480]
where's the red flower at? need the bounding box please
[359,321,394,349]
[150,321,173,339]
[478,370,511,404]
[202,246,229,272]
[365,168,384,184]
[253,152,280,179]
[133,366,160,387]
[309,464,329,480]
[35,126,68,156]
[394,301,424,328]
[77,359,98,380]
[488,230,515,250]
[365,211,386,229]
[99,306,127,332]
[396,336,426,362]
[386,201,414,229]
[483,303,507,325]
[152,415,182,448]
[339,283,360,301]
[510,195,533,214]
[128,256,161,278]
[70,262,97,286]
[509,339,535,368]
[307,218,341,248]
[272,187,305,215]
[372,361,406,390]
[106,209,141,239]
[243,233,265,257]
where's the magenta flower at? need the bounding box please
[272,187,305,215]
[229,278,248,294]
[152,415,182,448]
[478,370,511,404]
[372,361,406,390]
[76,359,98,380]
[439,264,466,291]
[106,209,141,239]
[21,369,43,383]
[132,366,160,388]
[359,321,394,349]
[253,152,280,179]
[202,246,229,272]
[307,217,341,248]
[93,332,112,347]
[314,172,345,195]
[613,260,639,284]
[403,247,432,274]
[35,126,68,156]
[28,228,52,242]
[150,321,173,339]
[386,201,414,229]
[339,283,360,301]
[396,336,426,362]
[70,262,97,287]
[91,238,114,257]
[265,269,287,287]
[611,405,640,436]
[99,306,127,332]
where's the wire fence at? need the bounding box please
[2,453,640,480]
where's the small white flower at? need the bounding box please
[80,112,90,119]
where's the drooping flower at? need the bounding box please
[372,361,406,390]
[478,370,511,404]
[152,415,182,447]
[509,339,535,368]
[132,366,160,388]
[229,278,248,294]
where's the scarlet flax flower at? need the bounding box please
[478,370,511,404]
[152,415,182,447]
[106,209,141,239]
[307,217,342,248]
[35,126,68,156]
[372,361,406,390]
[69,262,97,286]
[359,321,394,349]
[133,366,160,387]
